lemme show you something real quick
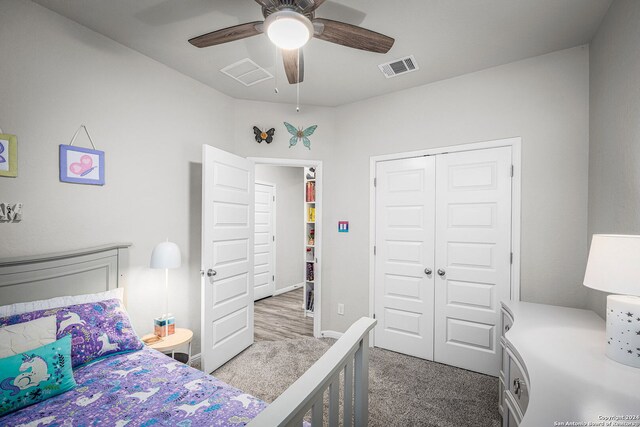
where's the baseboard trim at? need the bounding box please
[190,353,201,369]
[320,330,344,339]
[273,282,304,296]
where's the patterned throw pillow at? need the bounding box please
[0,335,76,416]
[0,316,57,358]
[0,299,142,368]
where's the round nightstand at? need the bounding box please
[142,328,193,365]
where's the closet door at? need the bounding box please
[374,156,436,360]
[433,147,512,376]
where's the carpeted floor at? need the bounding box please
[208,337,501,427]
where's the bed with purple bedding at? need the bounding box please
[0,245,375,427]
[1,346,267,427]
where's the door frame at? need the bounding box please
[368,137,522,347]
[254,180,277,297]
[249,157,323,339]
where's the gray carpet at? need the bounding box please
[209,337,501,427]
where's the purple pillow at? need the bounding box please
[0,298,142,368]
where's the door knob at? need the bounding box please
[424,268,432,275]
[437,269,446,277]
[207,269,217,277]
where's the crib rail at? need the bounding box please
[248,317,377,427]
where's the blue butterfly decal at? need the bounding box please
[284,122,317,150]
[0,142,5,163]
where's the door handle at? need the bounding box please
[424,268,432,275]
[437,269,446,277]
[207,269,217,277]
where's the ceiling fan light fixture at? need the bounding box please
[264,10,314,50]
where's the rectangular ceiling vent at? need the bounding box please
[378,55,419,79]
[221,58,273,87]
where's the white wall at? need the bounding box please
[0,0,235,353]
[326,46,591,332]
[254,165,304,292]
[587,0,640,317]
[1,0,593,340]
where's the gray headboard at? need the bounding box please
[0,243,131,306]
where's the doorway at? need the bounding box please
[369,138,521,377]
[251,158,323,340]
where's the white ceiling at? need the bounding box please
[32,0,611,107]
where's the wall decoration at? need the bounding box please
[0,133,18,178]
[253,126,275,144]
[338,221,349,233]
[284,122,317,149]
[0,203,23,223]
[59,125,105,185]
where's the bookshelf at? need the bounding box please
[304,167,316,317]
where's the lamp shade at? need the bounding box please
[583,234,640,296]
[150,241,181,269]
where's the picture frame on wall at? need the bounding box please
[0,133,18,178]
[59,144,105,185]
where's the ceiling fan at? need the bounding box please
[188,0,395,85]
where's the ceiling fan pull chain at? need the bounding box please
[274,46,279,94]
[296,48,301,112]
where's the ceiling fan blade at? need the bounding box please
[300,0,327,12]
[254,0,278,9]
[313,18,394,53]
[283,48,304,84]
[188,21,263,48]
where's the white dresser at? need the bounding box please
[499,300,640,427]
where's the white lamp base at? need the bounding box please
[605,295,640,368]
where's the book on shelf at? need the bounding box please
[306,181,315,202]
[306,263,314,281]
[307,206,316,222]
[306,290,314,311]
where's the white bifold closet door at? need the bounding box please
[254,182,275,301]
[374,156,436,360]
[374,146,512,376]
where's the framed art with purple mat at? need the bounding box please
[0,129,18,178]
[59,125,105,185]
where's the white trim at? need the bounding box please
[273,282,304,296]
[255,180,277,297]
[250,157,323,339]
[368,137,523,347]
[320,330,344,339]
[190,352,201,369]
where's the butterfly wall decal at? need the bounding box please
[253,127,275,144]
[284,122,317,150]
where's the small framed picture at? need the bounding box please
[59,144,105,185]
[0,134,18,178]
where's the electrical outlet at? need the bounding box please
[338,303,344,315]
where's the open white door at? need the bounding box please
[254,182,276,300]
[201,144,254,374]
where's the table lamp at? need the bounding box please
[583,234,640,368]
[150,240,181,337]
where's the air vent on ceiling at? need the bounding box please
[220,58,273,87]
[378,55,419,79]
